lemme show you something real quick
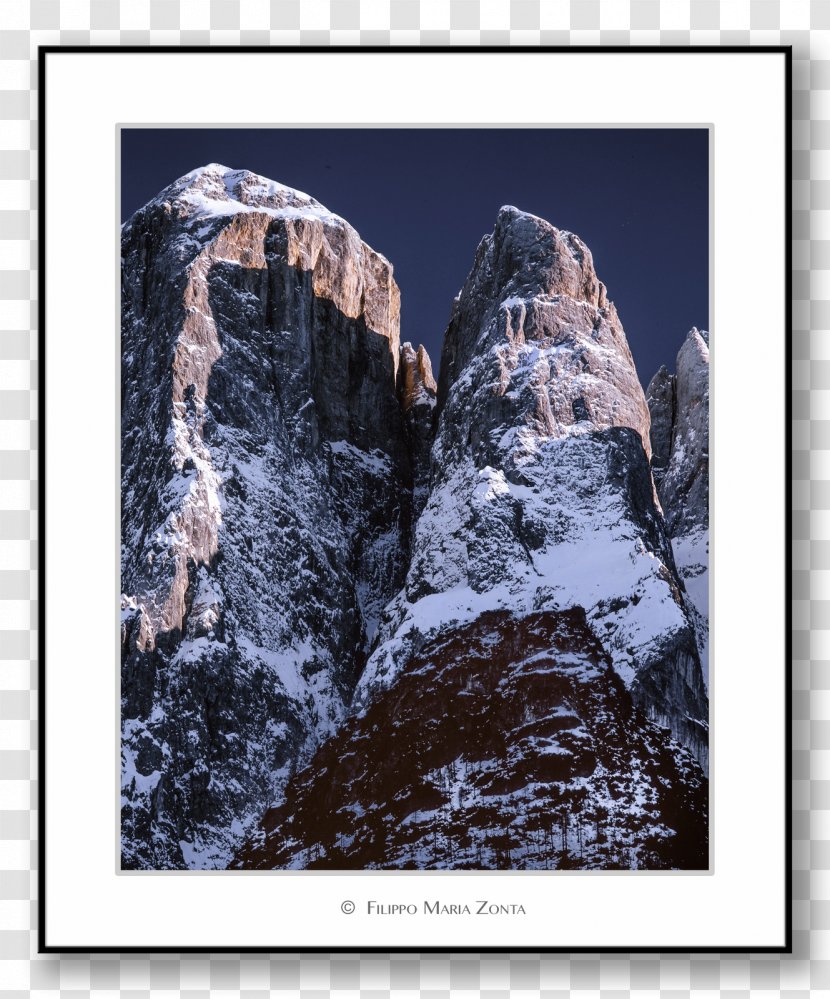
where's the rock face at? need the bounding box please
[233,609,707,871]
[122,172,709,872]
[646,328,710,685]
[357,207,708,760]
[120,165,413,868]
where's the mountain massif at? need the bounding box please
[121,164,709,871]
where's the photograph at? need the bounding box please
[119,126,711,874]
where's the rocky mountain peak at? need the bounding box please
[124,164,400,363]
[358,208,706,763]
[486,205,608,310]
[437,206,651,468]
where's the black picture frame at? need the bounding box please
[38,44,792,954]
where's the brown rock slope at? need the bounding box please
[233,609,707,871]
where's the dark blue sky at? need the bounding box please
[121,128,708,385]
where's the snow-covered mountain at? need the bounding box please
[120,165,415,868]
[356,207,707,761]
[121,166,709,871]
[646,328,710,686]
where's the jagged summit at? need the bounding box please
[482,206,609,307]
[437,207,649,460]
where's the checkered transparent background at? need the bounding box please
[0,0,820,994]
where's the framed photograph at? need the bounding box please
[40,45,790,952]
